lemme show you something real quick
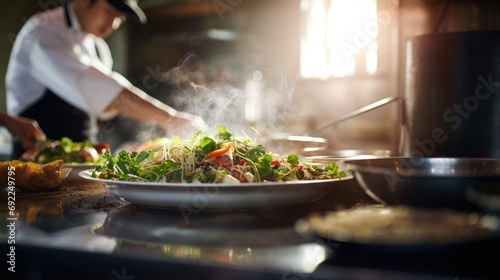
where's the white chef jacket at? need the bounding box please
[5,2,131,119]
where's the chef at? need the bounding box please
[5,0,208,159]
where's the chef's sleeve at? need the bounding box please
[28,32,126,118]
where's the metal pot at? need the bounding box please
[403,31,500,158]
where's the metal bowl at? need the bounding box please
[343,157,500,211]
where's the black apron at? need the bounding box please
[11,4,93,159]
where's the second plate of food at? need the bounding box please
[295,205,500,254]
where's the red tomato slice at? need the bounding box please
[214,155,233,169]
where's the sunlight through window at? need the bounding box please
[301,0,378,78]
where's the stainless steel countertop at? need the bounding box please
[1,178,498,280]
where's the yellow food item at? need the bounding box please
[0,160,65,191]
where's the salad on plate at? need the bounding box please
[92,126,347,184]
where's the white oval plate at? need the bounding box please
[78,170,353,210]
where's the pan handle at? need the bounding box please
[304,96,404,136]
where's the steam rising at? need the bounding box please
[171,83,250,135]
[121,36,302,155]
[162,49,299,140]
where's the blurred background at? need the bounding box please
[1,0,499,155]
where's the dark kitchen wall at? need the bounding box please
[126,0,300,106]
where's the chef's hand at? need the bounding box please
[161,112,209,137]
[188,115,209,132]
[0,114,46,149]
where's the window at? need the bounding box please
[300,0,379,79]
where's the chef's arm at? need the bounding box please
[103,87,208,134]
